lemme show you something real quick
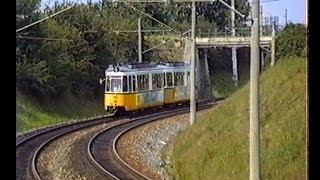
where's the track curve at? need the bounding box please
[88,102,214,179]
[16,115,122,180]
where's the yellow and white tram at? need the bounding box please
[100,62,192,114]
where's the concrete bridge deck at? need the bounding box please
[196,36,273,48]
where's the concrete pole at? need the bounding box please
[305,1,308,26]
[305,2,308,178]
[204,49,213,100]
[190,1,196,125]
[138,18,142,62]
[259,6,264,69]
[271,21,276,66]
[250,0,260,179]
[260,5,263,36]
[261,49,264,69]
[196,48,200,95]
[231,0,238,86]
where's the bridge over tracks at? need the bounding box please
[182,25,283,101]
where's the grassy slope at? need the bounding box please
[168,57,306,179]
[16,92,106,134]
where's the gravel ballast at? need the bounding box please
[117,109,212,179]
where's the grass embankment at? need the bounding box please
[168,57,306,179]
[16,92,106,134]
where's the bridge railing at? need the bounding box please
[193,25,285,38]
[155,25,286,39]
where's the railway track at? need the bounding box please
[16,115,111,145]
[16,100,216,180]
[16,115,125,180]
[88,102,213,180]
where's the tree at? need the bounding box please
[16,0,251,100]
[275,23,307,59]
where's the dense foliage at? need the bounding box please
[16,0,250,99]
[275,23,307,59]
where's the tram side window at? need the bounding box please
[152,74,162,89]
[106,76,110,92]
[123,76,128,92]
[132,75,136,92]
[137,74,149,91]
[163,73,166,87]
[159,73,164,88]
[174,72,184,86]
[174,72,178,86]
[187,71,190,85]
[144,74,149,90]
[166,72,173,87]
[137,75,142,91]
[182,72,185,86]
[128,76,132,92]
[152,74,157,89]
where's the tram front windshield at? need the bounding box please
[110,78,122,92]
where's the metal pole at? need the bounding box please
[250,0,260,179]
[285,9,288,26]
[138,18,142,62]
[190,0,196,125]
[231,0,238,86]
[271,21,276,66]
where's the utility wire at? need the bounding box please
[16,35,73,42]
[123,3,181,34]
[16,6,73,33]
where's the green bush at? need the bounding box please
[276,23,307,59]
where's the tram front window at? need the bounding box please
[111,79,122,92]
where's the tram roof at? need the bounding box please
[105,61,191,73]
